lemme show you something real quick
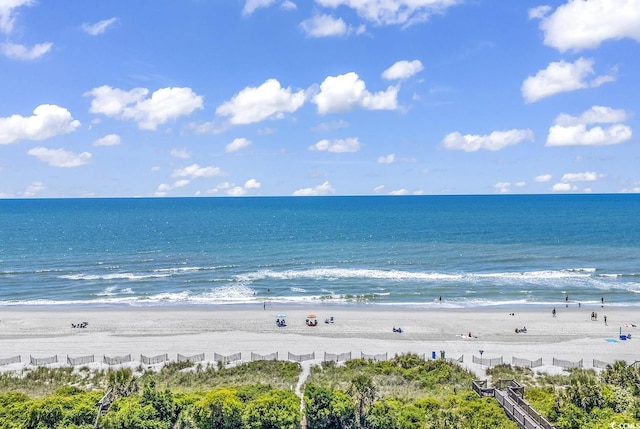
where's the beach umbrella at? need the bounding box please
[307,313,317,318]
[277,313,286,318]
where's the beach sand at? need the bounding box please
[1,304,638,376]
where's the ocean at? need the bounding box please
[0,194,639,308]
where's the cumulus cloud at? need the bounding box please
[216,79,305,125]
[293,181,336,196]
[521,57,615,103]
[170,148,191,159]
[171,164,224,179]
[27,147,92,167]
[82,17,118,35]
[442,129,534,152]
[382,60,423,80]
[23,181,45,197]
[0,104,80,145]
[534,174,552,183]
[244,178,261,189]
[86,85,204,130]
[309,137,360,152]
[312,72,398,114]
[315,0,461,26]
[0,0,33,34]
[0,41,52,60]
[533,0,640,52]
[92,134,121,147]
[300,14,348,37]
[377,153,395,164]
[546,105,632,146]
[551,183,577,192]
[225,137,252,153]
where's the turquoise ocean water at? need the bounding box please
[1,195,639,308]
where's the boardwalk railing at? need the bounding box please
[475,380,555,429]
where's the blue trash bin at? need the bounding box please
[432,351,436,359]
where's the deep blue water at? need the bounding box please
[1,195,639,308]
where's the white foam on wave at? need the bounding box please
[60,272,170,281]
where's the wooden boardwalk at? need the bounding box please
[472,380,555,429]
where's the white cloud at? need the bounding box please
[23,181,45,197]
[86,85,204,130]
[281,1,297,10]
[377,153,395,164]
[390,188,409,195]
[528,5,551,20]
[244,178,261,189]
[546,105,632,146]
[243,0,276,15]
[227,186,247,196]
[0,104,80,145]
[171,164,224,179]
[93,134,121,147]
[561,171,603,182]
[0,0,33,34]
[442,129,534,152]
[493,182,512,193]
[170,148,191,159]
[226,137,252,153]
[315,0,461,26]
[0,42,52,60]
[293,181,336,196]
[300,14,348,37]
[535,0,640,52]
[554,105,629,126]
[534,174,552,183]
[312,72,398,114]
[521,58,615,103]
[82,17,118,35]
[309,137,360,152]
[27,147,92,167]
[216,79,306,125]
[382,60,423,80]
[551,182,576,192]
[155,179,190,196]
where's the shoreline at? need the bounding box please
[1,306,638,376]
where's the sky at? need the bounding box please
[0,0,639,198]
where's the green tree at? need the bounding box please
[242,389,300,429]
[348,375,376,429]
[304,385,355,429]
[192,389,243,429]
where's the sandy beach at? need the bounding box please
[1,304,638,376]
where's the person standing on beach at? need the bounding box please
[552,307,556,317]
[604,315,607,325]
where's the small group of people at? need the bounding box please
[392,326,403,333]
[590,311,598,321]
[324,316,334,324]
[515,326,527,333]
[276,318,287,327]
[306,318,318,326]
[71,321,88,328]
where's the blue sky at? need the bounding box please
[1,0,639,197]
